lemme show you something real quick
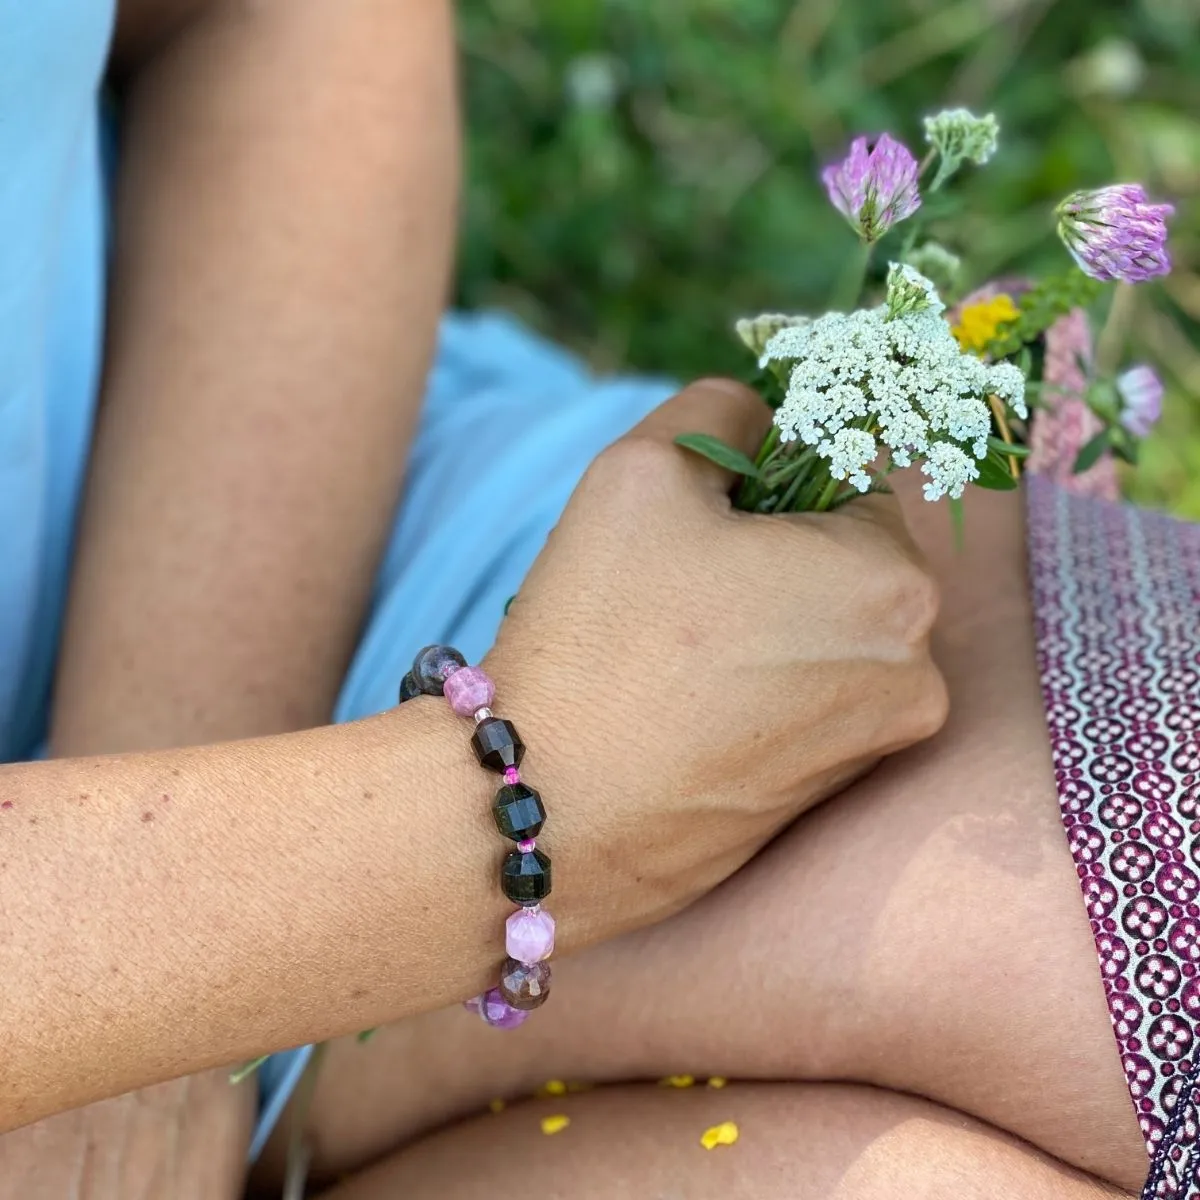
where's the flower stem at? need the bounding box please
[830,239,873,313]
[1095,282,1134,379]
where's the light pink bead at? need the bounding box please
[517,838,537,853]
[442,666,496,718]
[504,766,521,785]
[506,907,556,963]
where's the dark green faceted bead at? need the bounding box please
[501,848,551,905]
[397,672,422,704]
[412,644,467,696]
[492,783,545,841]
[471,717,525,773]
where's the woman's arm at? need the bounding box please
[52,0,459,756]
[0,383,946,1131]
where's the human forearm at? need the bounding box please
[52,0,459,754]
[0,702,504,1131]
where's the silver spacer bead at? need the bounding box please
[473,706,494,724]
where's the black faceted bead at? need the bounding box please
[493,783,545,841]
[501,848,552,905]
[471,717,525,773]
[397,671,422,704]
[412,644,467,696]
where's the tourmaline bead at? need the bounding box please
[472,717,525,773]
[412,644,467,696]
[467,988,530,1029]
[501,847,552,905]
[492,783,545,841]
[506,906,556,962]
[498,956,552,1010]
[397,672,422,704]
[443,666,496,717]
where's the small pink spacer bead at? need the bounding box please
[442,666,496,718]
[517,838,537,854]
[503,766,521,786]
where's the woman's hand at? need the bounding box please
[491,379,949,945]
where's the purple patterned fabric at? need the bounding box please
[1027,475,1200,1198]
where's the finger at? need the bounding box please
[626,377,772,495]
[787,487,923,559]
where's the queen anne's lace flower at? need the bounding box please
[759,269,1026,502]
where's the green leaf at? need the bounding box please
[229,1056,270,1085]
[674,433,762,478]
[987,436,1031,460]
[974,450,1020,491]
[356,1027,378,1044]
[1072,429,1111,475]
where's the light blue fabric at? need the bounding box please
[0,0,115,759]
[0,0,674,1164]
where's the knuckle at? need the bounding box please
[583,435,685,502]
[905,663,951,742]
[879,561,941,646]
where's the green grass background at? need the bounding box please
[455,0,1199,514]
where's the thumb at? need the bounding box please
[625,377,772,497]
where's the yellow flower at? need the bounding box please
[659,1074,696,1088]
[707,1077,728,1089]
[488,1098,505,1114]
[951,293,1019,354]
[700,1120,740,1150]
[539,1080,568,1097]
[541,1114,571,1135]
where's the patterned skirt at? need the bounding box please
[1028,475,1200,1198]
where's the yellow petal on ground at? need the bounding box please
[541,1114,571,1135]
[538,1079,568,1097]
[488,1098,505,1114]
[659,1074,696,1088]
[700,1121,740,1150]
[706,1077,728,1089]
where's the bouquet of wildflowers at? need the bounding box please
[677,110,1174,514]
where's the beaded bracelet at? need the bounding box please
[399,644,553,1029]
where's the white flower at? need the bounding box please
[921,441,980,501]
[904,242,962,294]
[885,262,945,320]
[819,427,878,492]
[923,109,1000,189]
[735,313,810,360]
[760,269,1026,504]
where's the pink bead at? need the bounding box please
[517,838,537,853]
[504,766,521,785]
[442,666,496,718]
[506,907,556,962]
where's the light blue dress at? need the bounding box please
[1,0,673,1161]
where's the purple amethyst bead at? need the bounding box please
[467,987,530,1030]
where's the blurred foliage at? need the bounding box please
[456,0,1199,514]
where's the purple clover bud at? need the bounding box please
[1056,184,1174,283]
[821,134,921,244]
[1116,364,1164,438]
